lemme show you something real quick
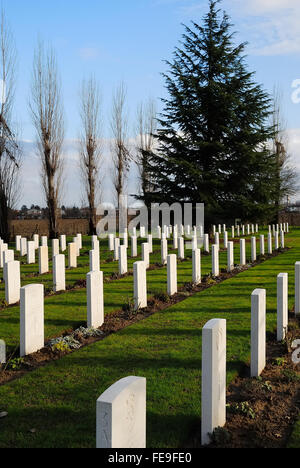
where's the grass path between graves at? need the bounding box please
[0,229,299,448]
[1,233,262,353]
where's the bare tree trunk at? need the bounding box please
[30,41,64,239]
[272,88,297,223]
[0,10,20,242]
[79,77,102,235]
[135,98,156,204]
[111,82,130,208]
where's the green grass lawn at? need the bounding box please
[0,228,298,448]
[1,232,262,354]
[288,419,300,448]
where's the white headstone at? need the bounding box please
[192,248,201,285]
[133,261,147,310]
[108,234,115,251]
[223,231,228,249]
[227,241,234,272]
[161,238,168,265]
[4,260,20,305]
[212,244,219,277]
[201,319,226,446]
[173,229,178,249]
[214,232,219,249]
[204,234,209,254]
[73,236,80,256]
[122,232,128,249]
[27,241,35,264]
[41,236,48,247]
[142,243,150,269]
[60,235,67,252]
[33,234,39,250]
[251,289,266,377]
[167,254,177,296]
[274,231,279,250]
[53,254,66,292]
[52,239,60,258]
[20,284,44,357]
[119,245,128,275]
[16,235,21,251]
[90,249,100,272]
[87,270,104,329]
[3,249,14,266]
[147,234,153,253]
[39,246,49,274]
[20,238,27,257]
[0,339,5,364]
[280,230,285,248]
[77,233,82,249]
[68,243,77,269]
[131,236,137,258]
[251,237,256,262]
[277,273,288,342]
[268,233,272,255]
[240,238,246,266]
[260,235,265,256]
[178,237,184,260]
[96,376,146,448]
[114,238,120,261]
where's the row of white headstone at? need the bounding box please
[96,262,297,448]
[1,228,287,354]
[212,222,289,237]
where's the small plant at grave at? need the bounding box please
[206,276,217,285]
[153,291,170,303]
[183,282,194,293]
[227,401,256,419]
[281,369,300,383]
[121,297,136,315]
[261,380,273,392]
[209,427,232,445]
[73,326,103,339]
[273,357,287,367]
[51,341,69,354]
[49,336,81,351]
[7,357,25,370]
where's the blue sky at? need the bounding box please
[3,0,300,206]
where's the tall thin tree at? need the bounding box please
[79,77,102,235]
[135,98,157,205]
[0,10,21,242]
[272,88,297,221]
[30,42,64,238]
[110,82,130,208]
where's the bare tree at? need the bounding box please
[111,82,130,208]
[135,98,156,202]
[272,87,297,221]
[30,41,64,238]
[79,77,102,235]
[0,10,21,242]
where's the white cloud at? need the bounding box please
[18,138,141,209]
[226,0,300,56]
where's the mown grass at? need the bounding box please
[0,228,298,448]
[288,419,300,448]
[1,233,259,353]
